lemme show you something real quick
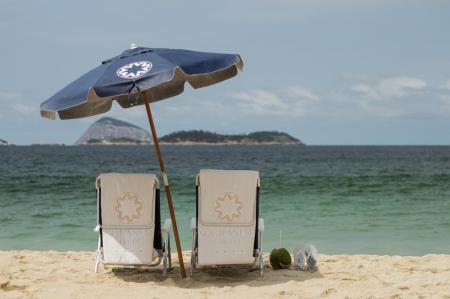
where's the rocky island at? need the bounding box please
[0,138,8,146]
[76,117,151,145]
[76,117,303,145]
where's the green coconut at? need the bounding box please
[269,248,292,270]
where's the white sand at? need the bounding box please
[1,251,450,298]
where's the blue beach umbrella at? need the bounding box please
[40,44,244,278]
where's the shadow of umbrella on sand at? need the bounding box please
[40,44,244,278]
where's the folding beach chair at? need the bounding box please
[190,169,264,276]
[94,173,171,274]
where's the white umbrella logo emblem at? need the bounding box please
[116,61,152,79]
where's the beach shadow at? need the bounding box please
[110,266,168,283]
[111,263,323,288]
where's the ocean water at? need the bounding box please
[1,145,449,255]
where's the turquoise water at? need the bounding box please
[1,145,450,255]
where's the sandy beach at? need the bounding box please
[1,251,449,299]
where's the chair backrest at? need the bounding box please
[196,169,259,265]
[96,173,159,265]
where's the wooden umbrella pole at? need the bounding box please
[142,91,187,279]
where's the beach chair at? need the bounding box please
[190,169,264,276]
[94,173,172,274]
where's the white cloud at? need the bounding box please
[232,89,289,115]
[229,76,450,120]
[0,91,37,118]
[347,77,449,118]
[10,103,35,116]
[108,102,147,118]
[350,84,380,100]
[377,77,426,97]
[230,85,321,117]
[285,85,319,101]
[0,91,22,102]
[442,79,450,90]
[351,77,426,100]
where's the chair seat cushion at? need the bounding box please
[198,226,256,265]
[97,173,158,265]
[197,169,259,265]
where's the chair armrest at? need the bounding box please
[94,224,100,232]
[258,218,264,232]
[190,217,197,231]
[162,218,172,232]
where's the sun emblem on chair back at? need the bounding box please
[114,192,143,223]
[214,192,243,223]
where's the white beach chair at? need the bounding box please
[190,169,264,276]
[94,173,172,274]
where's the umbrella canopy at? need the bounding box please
[40,46,243,120]
[40,45,244,279]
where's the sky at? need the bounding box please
[1,0,450,145]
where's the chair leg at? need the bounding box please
[163,253,167,276]
[94,238,101,273]
[94,255,100,273]
[258,231,263,276]
[190,230,197,276]
[168,237,172,269]
[162,229,169,275]
[259,254,264,277]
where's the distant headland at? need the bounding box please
[76,117,304,145]
[0,138,8,146]
[158,130,302,145]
